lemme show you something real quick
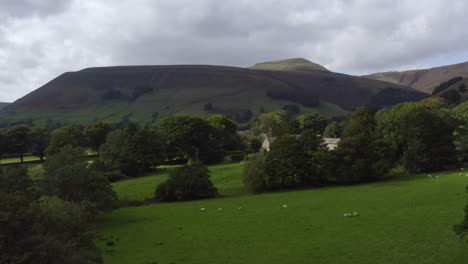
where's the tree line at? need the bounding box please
[244,98,468,192]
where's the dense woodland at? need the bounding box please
[0,97,467,262]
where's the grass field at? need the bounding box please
[97,165,468,264]
[0,155,41,164]
[113,163,246,201]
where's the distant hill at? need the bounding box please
[249,58,329,72]
[0,63,427,126]
[363,61,468,94]
[431,76,468,104]
[0,102,10,110]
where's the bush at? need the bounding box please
[385,166,409,178]
[227,150,245,162]
[154,163,218,202]
[243,152,268,192]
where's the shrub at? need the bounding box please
[243,152,268,192]
[385,166,409,178]
[227,150,245,162]
[154,163,218,202]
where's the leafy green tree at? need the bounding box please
[42,145,116,213]
[254,111,289,137]
[29,127,51,161]
[159,115,224,163]
[297,112,327,135]
[454,187,468,242]
[130,126,166,171]
[264,136,312,189]
[334,107,386,183]
[99,129,138,177]
[5,125,30,162]
[0,131,6,162]
[83,121,113,155]
[0,168,102,264]
[323,121,343,138]
[376,102,457,172]
[155,163,218,202]
[451,101,468,162]
[207,114,242,150]
[243,152,268,192]
[46,126,83,155]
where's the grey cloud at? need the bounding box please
[1,0,468,102]
[0,0,71,18]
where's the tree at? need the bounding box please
[334,107,387,183]
[255,111,289,137]
[29,127,50,161]
[376,102,457,172]
[440,89,461,104]
[155,163,218,202]
[451,101,468,162]
[454,187,468,242]
[264,136,312,189]
[99,129,138,177]
[42,145,116,213]
[0,168,102,264]
[159,115,224,163]
[129,126,165,171]
[297,112,327,135]
[243,152,268,192]
[0,131,6,162]
[207,114,242,150]
[5,125,30,163]
[83,121,113,155]
[323,121,343,138]
[46,126,83,155]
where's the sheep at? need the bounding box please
[217,208,223,211]
[282,204,288,208]
[200,208,206,211]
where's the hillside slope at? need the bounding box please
[249,58,329,72]
[363,61,468,94]
[0,102,10,110]
[0,64,427,126]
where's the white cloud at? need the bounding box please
[1,0,468,102]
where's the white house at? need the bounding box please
[261,137,277,152]
[323,138,341,150]
[261,136,341,152]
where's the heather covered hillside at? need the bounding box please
[0,63,426,126]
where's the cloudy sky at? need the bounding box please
[1,0,468,102]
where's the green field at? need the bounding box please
[113,163,246,201]
[97,164,468,264]
[0,155,41,164]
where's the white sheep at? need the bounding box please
[200,208,206,211]
[217,208,223,211]
[282,204,288,208]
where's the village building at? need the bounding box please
[261,136,341,151]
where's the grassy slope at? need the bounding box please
[364,61,468,94]
[436,77,468,101]
[0,65,426,125]
[97,164,468,264]
[0,102,9,110]
[249,58,329,72]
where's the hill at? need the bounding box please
[363,61,468,94]
[431,76,468,104]
[0,64,427,126]
[0,102,10,110]
[249,58,329,72]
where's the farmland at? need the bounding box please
[96,164,468,264]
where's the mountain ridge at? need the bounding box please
[363,61,468,93]
[0,63,427,126]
